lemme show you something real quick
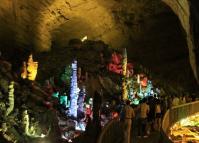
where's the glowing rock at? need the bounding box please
[107,51,133,76]
[52,92,59,98]
[5,81,14,116]
[122,48,128,100]
[69,60,80,118]
[27,54,38,81]
[77,87,86,113]
[141,76,148,87]
[60,95,70,108]
[21,62,27,79]
[137,74,140,84]
[21,54,38,81]
[22,110,49,138]
[112,52,122,65]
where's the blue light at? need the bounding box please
[69,60,80,118]
[75,121,86,131]
[77,86,86,113]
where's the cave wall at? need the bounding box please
[162,0,199,85]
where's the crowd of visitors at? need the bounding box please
[118,93,198,143]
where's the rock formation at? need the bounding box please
[162,0,199,84]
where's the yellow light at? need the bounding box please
[40,134,46,138]
[21,54,38,81]
[169,112,199,142]
[81,36,87,42]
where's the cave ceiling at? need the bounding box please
[0,0,198,88]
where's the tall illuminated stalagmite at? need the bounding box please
[69,60,80,118]
[122,48,128,100]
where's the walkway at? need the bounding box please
[137,131,161,143]
[97,118,162,143]
[97,100,199,143]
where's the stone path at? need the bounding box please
[137,131,161,143]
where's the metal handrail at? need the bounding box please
[162,100,199,142]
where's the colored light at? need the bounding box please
[77,86,86,113]
[69,60,80,118]
[81,36,88,42]
[52,92,59,98]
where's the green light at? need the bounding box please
[52,92,59,98]
[60,95,70,108]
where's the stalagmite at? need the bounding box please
[21,54,38,81]
[122,48,128,100]
[69,60,80,118]
[27,54,38,81]
[5,81,14,116]
[21,62,27,79]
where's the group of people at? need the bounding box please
[160,93,197,111]
[119,93,198,143]
[119,96,167,143]
[117,97,165,143]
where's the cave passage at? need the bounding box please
[0,0,199,143]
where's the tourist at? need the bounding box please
[191,93,197,101]
[132,105,140,143]
[186,94,192,103]
[180,95,186,104]
[161,97,167,116]
[172,95,180,106]
[147,96,156,134]
[155,99,162,131]
[138,98,150,138]
[121,100,135,143]
[168,95,173,109]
